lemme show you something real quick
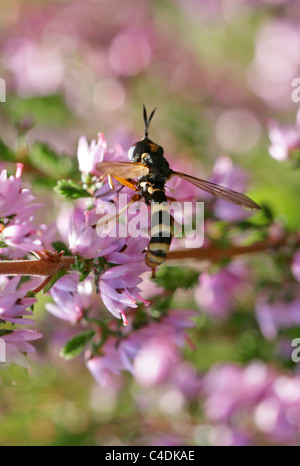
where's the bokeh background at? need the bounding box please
[1,0,300,446]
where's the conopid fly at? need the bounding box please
[97,107,261,276]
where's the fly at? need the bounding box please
[97,106,261,277]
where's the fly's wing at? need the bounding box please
[170,171,261,210]
[96,161,149,179]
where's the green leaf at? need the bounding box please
[52,241,73,256]
[60,330,96,360]
[27,142,73,180]
[43,270,67,294]
[155,266,199,292]
[54,179,92,200]
[0,140,16,161]
[0,329,13,337]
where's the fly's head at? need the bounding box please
[128,105,164,163]
[128,137,164,164]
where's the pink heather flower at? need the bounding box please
[249,20,300,108]
[0,166,41,219]
[77,133,107,176]
[46,273,93,324]
[211,156,252,222]
[0,276,36,325]
[207,426,252,447]
[133,338,179,386]
[3,40,64,97]
[1,329,42,368]
[106,237,149,265]
[254,374,300,444]
[86,339,124,388]
[2,223,43,252]
[119,309,197,373]
[291,249,300,282]
[99,263,149,320]
[68,209,122,259]
[256,290,300,340]
[203,362,300,445]
[108,31,152,77]
[170,361,202,399]
[195,263,248,319]
[203,362,274,423]
[87,309,197,387]
[268,113,300,161]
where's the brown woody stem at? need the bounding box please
[166,236,287,262]
[0,236,287,278]
[0,257,76,277]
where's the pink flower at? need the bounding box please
[68,208,122,259]
[2,223,42,252]
[108,31,151,76]
[203,362,300,445]
[0,277,36,325]
[291,249,300,282]
[77,133,107,176]
[256,290,300,339]
[203,362,274,422]
[99,263,149,319]
[133,338,179,386]
[1,329,42,368]
[3,40,64,97]
[87,309,197,387]
[86,339,124,388]
[195,263,248,319]
[119,309,197,373]
[268,113,300,161]
[0,166,40,219]
[46,273,93,324]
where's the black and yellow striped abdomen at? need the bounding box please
[145,188,173,270]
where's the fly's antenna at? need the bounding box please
[143,105,157,138]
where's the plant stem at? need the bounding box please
[0,236,286,278]
[0,257,75,277]
[166,236,287,262]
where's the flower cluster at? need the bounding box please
[268,110,300,162]
[0,276,42,368]
[0,164,49,258]
[87,309,198,389]
[203,362,300,445]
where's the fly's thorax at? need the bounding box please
[128,137,164,162]
[139,181,167,204]
[128,137,170,177]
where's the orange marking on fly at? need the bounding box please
[149,143,159,152]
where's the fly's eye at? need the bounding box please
[128,144,136,161]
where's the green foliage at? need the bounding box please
[28,143,73,180]
[0,139,16,161]
[0,329,13,337]
[155,266,199,292]
[43,271,68,294]
[51,241,73,256]
[54,179,92,200]
[60,330,96,361]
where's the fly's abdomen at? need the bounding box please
[145,190,173,270]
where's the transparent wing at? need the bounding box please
[96,161,149,179]
[170,170,261,210]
